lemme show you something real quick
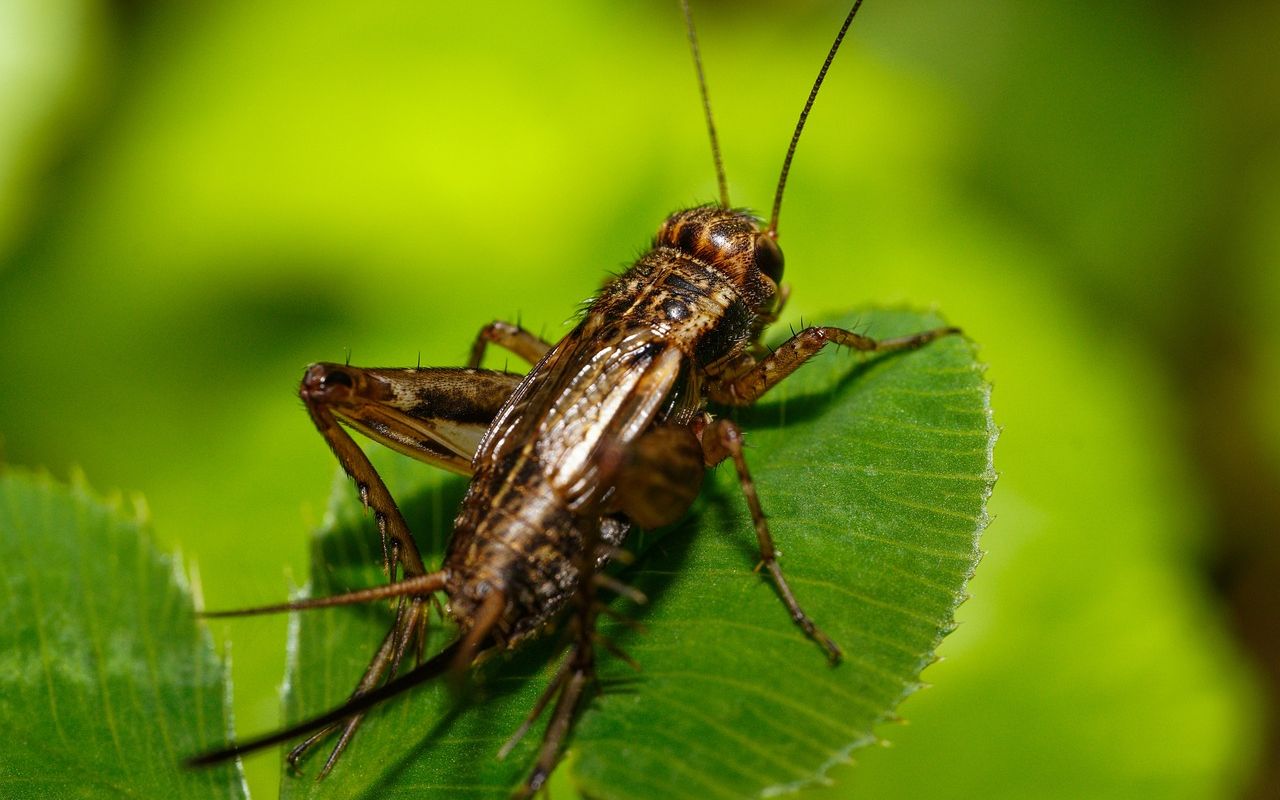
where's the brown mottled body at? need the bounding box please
[445,207,777,646]
[191,1,961,795]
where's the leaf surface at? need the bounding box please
[281,308,994,800]
[0,470,247,799]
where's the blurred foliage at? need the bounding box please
[0,0,1273,798]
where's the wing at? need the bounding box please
[476,324,686,510]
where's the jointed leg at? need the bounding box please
[710,324,959,406]
[508,569,599,798]
[611,424,705,529]
[702,418,842,663]
[298,362,519,574]
[506,458,630,797]
[269,363,524,775]
[513,629,594,798]
[467,320,554,368]
[288,597,430,776]
[302,368,430,577]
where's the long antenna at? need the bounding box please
[768,0,865,238]
[682,0,730,208]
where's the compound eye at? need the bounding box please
[754,234,785,285]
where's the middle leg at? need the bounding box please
[702,417,842,663]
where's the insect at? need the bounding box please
[191,0,959,795]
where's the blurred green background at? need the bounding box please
[1,0,1275,798]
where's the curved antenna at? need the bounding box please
[768,0,865,238]
[681,0,730,208]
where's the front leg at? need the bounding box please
[709,323,959,406]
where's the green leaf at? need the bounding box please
[281,307,993,800]
[0,469,247,799]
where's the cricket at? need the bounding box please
[190,0,959,796]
